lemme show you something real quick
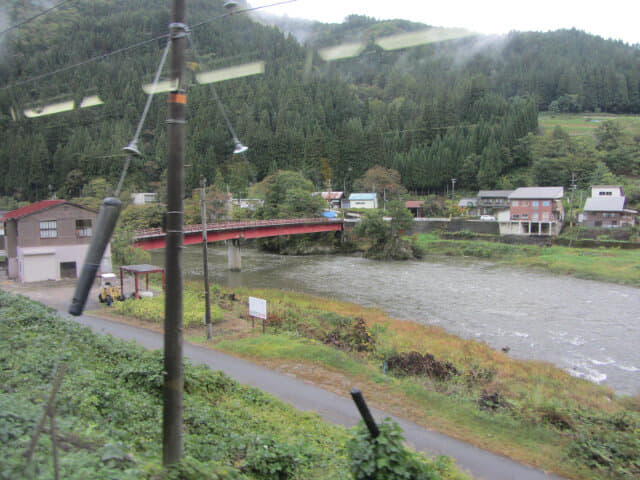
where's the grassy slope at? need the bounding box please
[538,113,640,139]
[413,233,640,287]
[0,290,469,480]
[110,281,640,480]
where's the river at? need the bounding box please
[150,245,640,395]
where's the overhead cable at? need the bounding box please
[2,0,296,91]
[0,0,75,37]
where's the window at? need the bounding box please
[512,200,519,207]
[598,191,613,196]
[542,201,551,207]
[76,219,92,237]
[512,214,520,220]
[0,223,4,236]
[532,213,539,221]
[39,220,57,239]
[522,201,529,206]
[522,214,529,219]
[532,201,539,208]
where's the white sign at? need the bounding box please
[249,296,267,320]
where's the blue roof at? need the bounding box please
[349,193,377,201]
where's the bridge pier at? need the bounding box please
[227,239,242,271]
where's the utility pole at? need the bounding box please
[163,0,187,466]
[569,172,577,227]
[201,177,212,340]
[451,178,456,200]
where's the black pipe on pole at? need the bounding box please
[163,0,187,466]
[201,177,212,340]
[68,197,122,316]
[350,388,380,438]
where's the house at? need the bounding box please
[320,191,345,209]
[580,186,636,227]
[457,198,479,216]
[590,185,623,198]
[131,192,158,205]
[405,200,425,218]
[230,198,263,210]
[500,187,564,236]
[477,190,513,216]
[1,200,110,283]
[346,193,378,209]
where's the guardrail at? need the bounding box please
[134,217,343,239]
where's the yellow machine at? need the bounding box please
[98,273,123,306]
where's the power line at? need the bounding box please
[0,0,75,37]
[1,34,168,91]
[1,0,297,92]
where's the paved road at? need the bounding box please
[3,281,565,480]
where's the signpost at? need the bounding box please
[249,296,267,332]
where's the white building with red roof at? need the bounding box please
[1,200,109,282]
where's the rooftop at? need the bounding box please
[349,193,377,201]
[584,196,627,212]
[1,200,66,221]
[478,190,514,198]
[321,191,344,200]
[510,187,564,200]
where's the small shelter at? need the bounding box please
[119,264,165,299]
[320,191,345,209]
[405,200,425,218]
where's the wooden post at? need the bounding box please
[50,408,59,480]
[25,363,67,464]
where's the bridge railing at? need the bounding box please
[134,217,343,239]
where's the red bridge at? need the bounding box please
[133,217,344,250]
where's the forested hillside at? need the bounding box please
[1,1,639,204]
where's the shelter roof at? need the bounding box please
[120,264,164,274]
[321,191,344,200]
[405,200,424,208]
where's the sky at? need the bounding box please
[262,0,640,45]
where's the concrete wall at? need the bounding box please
[409,219,500,235]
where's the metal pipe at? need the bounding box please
[350,388,380,438]
[68,197,122,316]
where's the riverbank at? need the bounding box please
[108,280,640,480]
[1,290,477,480]
[412,232,640,287]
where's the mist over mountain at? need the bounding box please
[1,1,639,203]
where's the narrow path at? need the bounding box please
[0,278,564,479]
[60,309,565,480]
